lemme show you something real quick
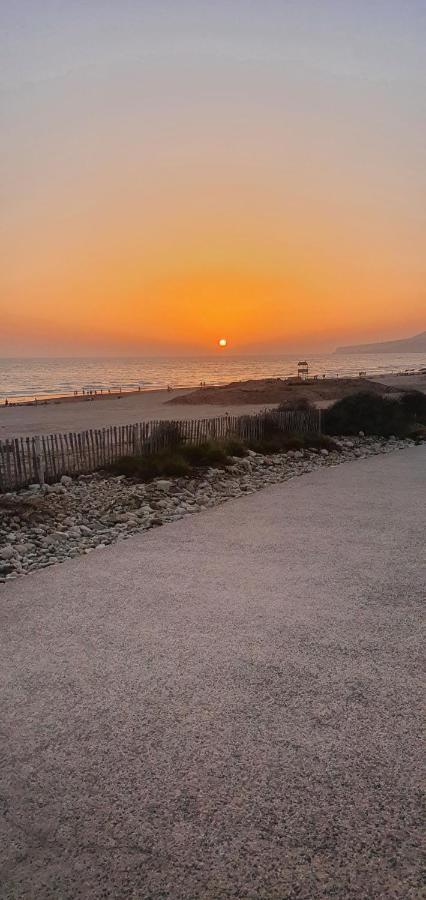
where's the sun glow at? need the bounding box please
[218,338,228,348]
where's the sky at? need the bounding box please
[1,0,425,356]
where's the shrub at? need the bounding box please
[400,391,426,423]
[277,397,314,412]
[304,433,340,452]
[108,450,191,480]
[222,438,247,457]
[407,424,426,443]
[248,432,340,455]
[180,441,231,467]
[260,411,283,439]
[107,440,232,481]
[148,420,184,450]
[247,437,286,455]
[323,392,413,437]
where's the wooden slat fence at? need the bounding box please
[0,409,320,492]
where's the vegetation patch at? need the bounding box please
[107,450,192,480]
[180,441,231,468]
[400,391,426,424]
[107,440,233,481]
[247,424,339,455]
[323,391,426,437]
[222,438,248,457]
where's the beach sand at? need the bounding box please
[1,372,424,441]
[0,388,271,441]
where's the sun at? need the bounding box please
[218,338,227,348]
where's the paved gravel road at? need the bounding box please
[1,447,425,899]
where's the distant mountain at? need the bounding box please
[335,331,426,354]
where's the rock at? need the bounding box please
[0,434,413,584]
[114,512,138,525]
[40,532,67,547]
[358,430,365,437]
[156,480,173,492]
[137,505,152,517]
[47,483,66,495]
[14,542,34,555]
[60,475,73,487]
[0,545,16,560]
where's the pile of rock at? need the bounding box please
[0,435,415,583]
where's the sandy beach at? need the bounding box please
[1,372,425,441]
[0,387,271,441]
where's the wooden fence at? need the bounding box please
[0,409,320,492]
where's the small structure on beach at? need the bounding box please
[297,360,309,380]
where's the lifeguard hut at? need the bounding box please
[297,360,309,380]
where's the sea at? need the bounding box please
[1,354,425,403]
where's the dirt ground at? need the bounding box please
[167,376,398,407]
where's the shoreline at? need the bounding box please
[1,383,201,407]
[1,371,425,443]
[2,367,425,408]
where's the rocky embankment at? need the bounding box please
[0,436,416,583]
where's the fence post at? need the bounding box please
[133,424,141,455]
[318,408,322,434]
[34,435,45,486]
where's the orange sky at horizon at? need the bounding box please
[1,2,425,357]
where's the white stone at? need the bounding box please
[48,483,66,494]
[14,542,34,554]
[156,480,172,491]
[0,545,16,560]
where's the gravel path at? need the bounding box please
[0,446,425,899]
[0,436,414,582]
